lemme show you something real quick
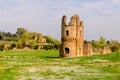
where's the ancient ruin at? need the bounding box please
[60,15,86,57]
[59,15,111,58]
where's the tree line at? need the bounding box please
[91,36,120,52]
[0,28,120,52]
[0,27,60,51]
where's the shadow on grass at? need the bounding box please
[46,56,60,59]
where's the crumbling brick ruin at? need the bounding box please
[59,15,111,58]
[83,40,93,56]
[60,15,85,57]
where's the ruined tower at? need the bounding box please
[60,15,84,58]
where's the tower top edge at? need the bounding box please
[62,14,82,26]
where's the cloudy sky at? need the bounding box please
[0,0,120,40]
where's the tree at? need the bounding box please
[5,32,12,37]
[98,36,107,48]
[16,27,27,37]
[44,36,60,49]
[0,44,4,51]
[110,40,120,52]
[0,35,3,40]
[17,31,42,49]
[92,40,100,48]
[92,36,107,48]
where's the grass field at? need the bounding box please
[0,50,120,80]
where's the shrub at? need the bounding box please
[54,44,60,50]
[0,44,4,51]
[29,40,36,49]
[10,43,16,49]
[17,43,23,49]
[43,45,54,50]
[110,45,119,52]
[0,35,3,40]
[34,45,39,50]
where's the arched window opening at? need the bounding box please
[65,47,69,54]
[79,48,81,54]
[66,30,69,36]
[80,31,82,37]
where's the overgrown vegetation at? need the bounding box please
[1,28,120,53]
[0,27,60,51]
[0,50,120,80]
[91,36,120,52]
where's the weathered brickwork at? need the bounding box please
[60,15,84,57]
[60,15,111,58]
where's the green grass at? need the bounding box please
[0,50,120,80]
[0,50,59,58]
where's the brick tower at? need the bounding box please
[60,15,84,58]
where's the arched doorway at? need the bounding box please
[65,47,69,54]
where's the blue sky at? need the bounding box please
[0,0,120,40]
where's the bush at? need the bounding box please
[17,43,23,49]
[110,45,119,52]
[44,45,54,50]
[29,40,36,49]
[10,43,16,49]
[54,44,60,50]
[34,45,39,50]
[0,44,4,51]
[0,35,3,40]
